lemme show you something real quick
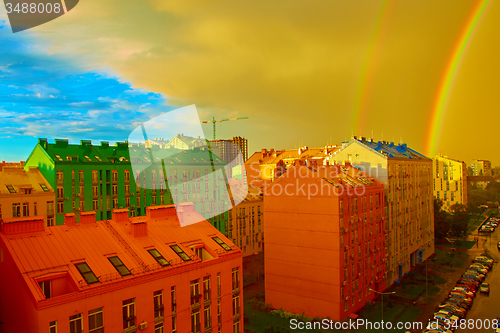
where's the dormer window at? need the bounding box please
[84,156,92,162]
[40,184,50,192]
[94,156,102,162]
[148,249,170,267]
[212,237,231,251]
[6,185,16,193]
[108,256,131,276]
[170,245,191,261]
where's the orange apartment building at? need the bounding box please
[0,164,55,226]
[245,146,338,195]
[264,164,386,321]
[0,204,243,333]
[226,192,264,257]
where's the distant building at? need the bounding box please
[0,204,243,333]
[210,137,248,164]
[471,159,492,176]
[165,134,206,150]
[0,165,54,226]
[327,137,434,287]
[264,165,386,321]
[433,155,468,210]
[468,175,496,190]
[145,138,168,148]
[24,139,229,233]
[226,191,263,257]
[245,146,338,194]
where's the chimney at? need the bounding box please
[38,138,48,150]
[176,202,196,227]
[64,213,76,226]
[80,211,96,224]
[146,205,177,219]
[1,217,45,235]
[55,139,69,147]
[130,221,148,238]
[112,209,130,222]
[101,141,109,148]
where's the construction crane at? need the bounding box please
[202,116,249,140]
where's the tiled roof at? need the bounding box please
[0,205,238,301]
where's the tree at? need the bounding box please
[434,199,450,241]
[449,203,468,237]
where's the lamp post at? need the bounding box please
[369,288,396,333]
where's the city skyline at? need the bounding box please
[1,1,500,165]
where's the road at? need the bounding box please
[456,226,500,333]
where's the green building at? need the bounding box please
[25,138,229,233]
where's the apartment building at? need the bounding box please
[433,155,468,211]
[327,137,434,287]
[0,164,54,226]
[0,204,243,333]
[226,192,263,257]
[264,164,386,321]
[24,138,229,232]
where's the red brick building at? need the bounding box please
[0,204,243,333]
[264,165,386,321]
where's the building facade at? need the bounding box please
[264,165,386,321]
[0,204,243,333]
[433,155,468,211]
[471,159,492,176]
[165,134,206,150]
[0,165,54,226]
[24,139,228,232]
[226,192,264,257]
[327,137,434,287]
[210,137,248,164]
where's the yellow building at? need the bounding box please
[433,155,468,211]
[471,159,492,176]
[0,165,55,226]
[226,192,263,257]
[327,137,434,287]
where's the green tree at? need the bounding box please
[434,199,450,241]
[449,203,468,237]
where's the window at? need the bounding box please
[154,290,164,318]
[125,170,130,182]
[57,187,64,198]
[172,315,176,333]
[56,170,63,181]
[12,203,20,217]
[49,321,57,333]
[34,202,37,216]
[123,298,136,330]
[93,200,99,211]
[233,294,240,316]
[204,305,212,330]
[203,276,211,301]
[213,237,231,251]
[69,313,83,333]
[20,202,28,216]
[88,307,103,333]
[190,279,201,305]
[217,300,222,327]
[170,245,191,261]
[74,262,99,284]
[84,155,92,162]
[191,309,201,333]
[155,323,164,333]
[217,273,221,297]
[79,200,85,212]
[232,267,240,291]
[40,183,50,192]
[57,202,64,214]
[108,256,131,276]
[148,249,170,266]
[6,185,16,193]
[112,170,118,182]
[39,280,51,299]
[95,155,102,162]
[233,321,240,333]
[171,286,177,314]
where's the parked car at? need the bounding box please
[497,241,500,250]
[480,282,490,295]
[467,265,488,274]
[474,256,493,267]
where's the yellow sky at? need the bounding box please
[32,0,500,165]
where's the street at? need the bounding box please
[457,226,500,333]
